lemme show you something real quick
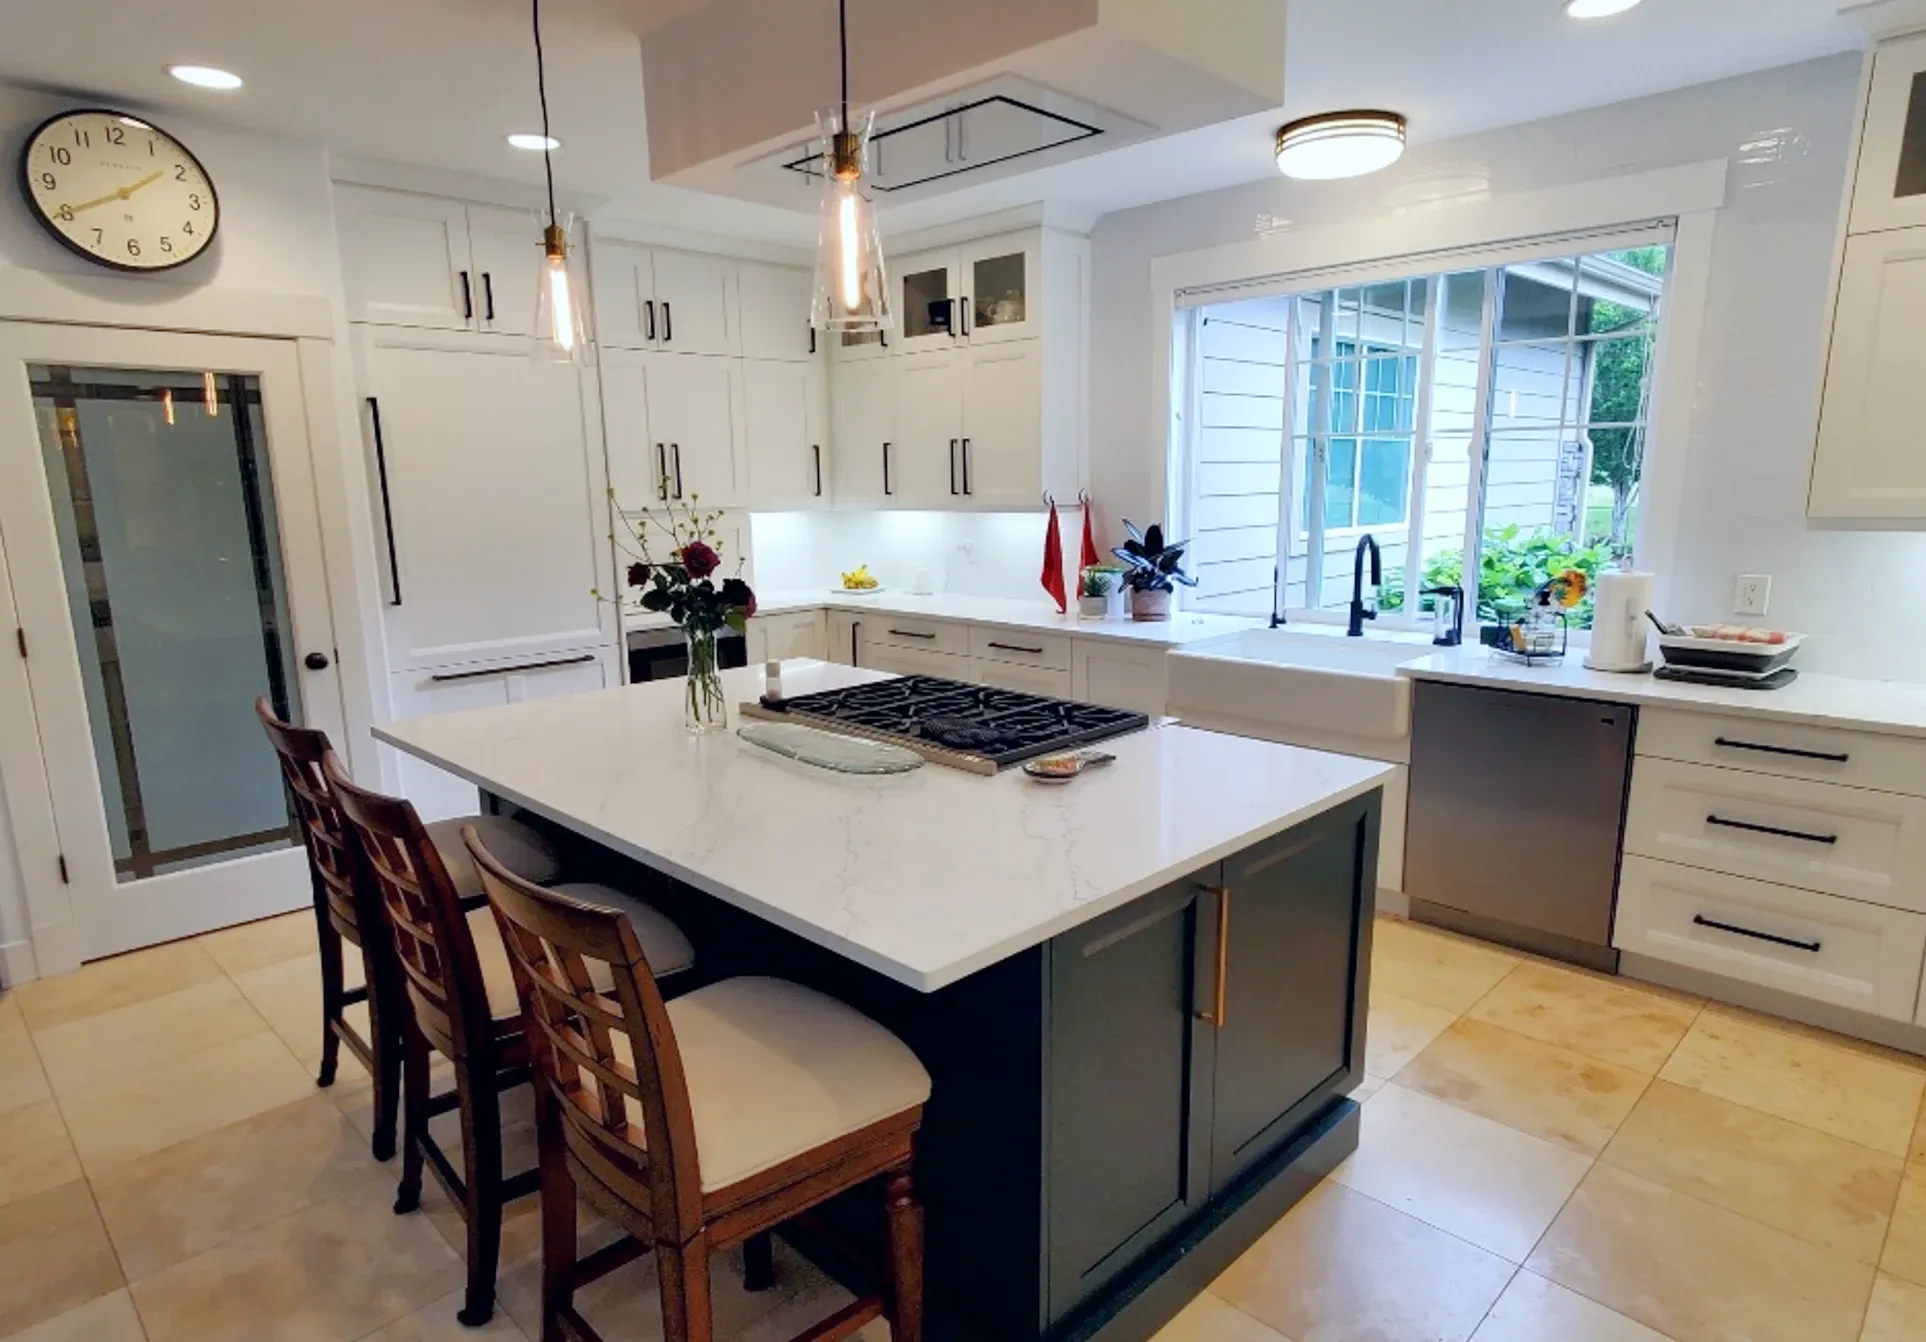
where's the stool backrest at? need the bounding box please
[325,756,495,1059]
[255,699,365,946]
[466,828,704,1240]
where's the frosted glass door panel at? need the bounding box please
[32,367,298,880]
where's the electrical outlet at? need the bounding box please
[1734,573,1772,617]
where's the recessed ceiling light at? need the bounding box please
[507,133,561,151]
[167,64,243,90]
[1566,0,1642,17]
[1275,111,1407,181]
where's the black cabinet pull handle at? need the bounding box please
[458,270,473,321]
[851,620,861,666]
[366,397,402,607]
[950,438,959,495]
[431,653,596,684]
[482,272,495,322]
[671,443,683,499]
[812,444,822,497]
[961,437,972,495]
[1195,884,1230,1027]
[946,297,958,338]
[809,327,817,356]
[882,441,892,496]
[986,641,1044,655]
[645,299,657,341]
[960,298,971,337]
[655,443,669,501]
[662,301,673,343]
[1692,914,1822,953]
[1713,736,1849,764]
[1706,814,1839,846]
[888,629,937,640]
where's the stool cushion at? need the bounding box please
[429,815,561,898]
[470,885,694,1020]
[665,977,931,1191]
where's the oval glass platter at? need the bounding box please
[738,721,924,775]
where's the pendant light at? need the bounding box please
[809,0,891,332]
[529,0,586,362]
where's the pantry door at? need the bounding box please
[0,323,346,962]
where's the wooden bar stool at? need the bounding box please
[467,827,930,1342]
[326,757,694,1327]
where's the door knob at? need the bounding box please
[303,652,331,671]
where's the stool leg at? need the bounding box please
[362,945,399,1162]
[656,1237,713,1342]
[393,1021,427,1215]
[884,1163,924,1342]
[457,1062,505,1327]
[742,1231,775,1292]
[314,908,343,1089]
[538,1100,578,1342]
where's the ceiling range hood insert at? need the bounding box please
[639,0,1285,210]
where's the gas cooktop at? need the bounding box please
[743,676,1151,775]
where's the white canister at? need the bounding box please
[1585,570,1655,672]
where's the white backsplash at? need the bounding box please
[751,509,1095,601]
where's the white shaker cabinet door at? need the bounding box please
[739,263,816,362]
[365,334,612,670]
[960,342,1044,508]
[1811,227,1926,521]
[590,239,658,349]
[744,361,828,509]
[646,353,746,509]
[599,348,661,511]
[338,187,474,330]
[650,249,739,357]
[465,206,544,338]
[893,352,965,507]
[833,358,897,505]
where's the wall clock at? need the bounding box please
[18,108,220,272]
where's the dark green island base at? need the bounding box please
[502,787,1381,1342]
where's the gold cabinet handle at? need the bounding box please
[1196,884,1229,1028]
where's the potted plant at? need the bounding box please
[1111,521,1196,622]
[1077,566,1119,619]
[602,496,757,734]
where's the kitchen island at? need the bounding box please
[376,661,1391,1342]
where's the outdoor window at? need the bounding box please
[1175,229,1672,629]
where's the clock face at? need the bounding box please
[19,109,219,272]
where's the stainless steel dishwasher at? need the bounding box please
[1404,680,1637,973]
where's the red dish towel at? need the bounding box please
[1041,499,1067,613]
[1079,501,1100,572]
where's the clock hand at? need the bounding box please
[68,171,166,214]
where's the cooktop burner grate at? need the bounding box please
[754,676,1150,772]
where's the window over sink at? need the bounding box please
[1171,225,1674,630]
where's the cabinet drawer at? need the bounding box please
[1614,855,1926,1022]
[863,643,973,682]
[969,625,1072,671]
[974,658,1072,698]
[868,615,969,657]
[1636,707,1926,797]
[1624,757,1926,913]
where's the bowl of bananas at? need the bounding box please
[835,564,883,595]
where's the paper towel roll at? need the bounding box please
[1586,570,1654,672]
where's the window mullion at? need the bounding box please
[1272,299,1301,621]
[1461,269,1503,626]
[1401,278,1442,618]
[1303,295,1337,609]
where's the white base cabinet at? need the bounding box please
[747,609,829,663]
[1072,641,1170,716]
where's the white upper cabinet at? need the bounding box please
[598,347,657,510]
[744,361,829,509]
[1852,32,1926,236]
[1811,228,1926,520]
[961,343,1046,507]
[894,248,965,353]
[894,353,966,506]
[889,231,1042,352]
[833,357,897,505]
[358,328,613,671]
[740,263,818,362]
[464,206,545,337]
[590,240,738,355]
[338,186,551,336]
[644,353,747,509]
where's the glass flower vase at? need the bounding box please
[683,626,728,734]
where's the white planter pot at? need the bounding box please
[1130,588,1171,622]
[1078,595,1111,619]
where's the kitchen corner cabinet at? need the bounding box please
[599,348,746,511]
[356,327,615,673]
[1811,32,1926,522]
[590,239,739,357]
[339,186,543,336]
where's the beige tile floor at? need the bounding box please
[3,912,1926,1341]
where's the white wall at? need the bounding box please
[1092,53,1926,679]
[751,508,1089,603]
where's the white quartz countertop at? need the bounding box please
[375,661,1392,992]
[626,589,1258,648]
[1399,645,1926,739]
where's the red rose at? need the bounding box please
[679,541,721,579]
[626,562,651,587]
[720,577,757,617]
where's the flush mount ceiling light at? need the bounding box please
[1274,111,1407,181]
[506,132,561,151]
[809,0,891,333]
[167,64,243,90]
[1565,0,1642,16]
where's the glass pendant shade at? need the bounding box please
[533,218,587,363]
[810,105,891,333]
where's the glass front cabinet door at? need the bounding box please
[895,251,962,352]
[1852,31,1926,235]
[961,234,1039,345]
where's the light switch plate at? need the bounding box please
[1734,573,1772,616]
